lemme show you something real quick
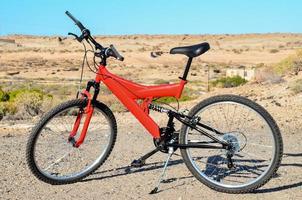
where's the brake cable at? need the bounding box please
[77,42,87,98]
[77,40,99,98]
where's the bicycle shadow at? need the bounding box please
[81,152,302,194]
[81,157,187,183]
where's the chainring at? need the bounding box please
[153,127,179,153]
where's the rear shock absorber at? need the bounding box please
[149,103,169,113]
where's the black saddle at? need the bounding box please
[170,42,210,58]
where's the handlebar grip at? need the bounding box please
[109,45,124,61]
[65,11,85,32]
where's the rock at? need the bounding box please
[6,71,20,76]
[2,133,13,138]
[271,100,282,107]
[275,102,282,107]
[266,95,274,99]
[63,67,79,71]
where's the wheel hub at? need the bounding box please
[223,133,240,155]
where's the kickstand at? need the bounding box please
[150,147,174,194]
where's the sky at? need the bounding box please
[1,0,302,36]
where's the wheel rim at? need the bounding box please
[184,101,276,189]
[33,104,113,181]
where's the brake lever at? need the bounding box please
[68,32,84,42]
[68,32,78,39]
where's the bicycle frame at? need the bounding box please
[69,64,187,146]
[96,64,187,139]
[70,63,232,148]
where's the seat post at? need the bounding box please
[180,57,193,81]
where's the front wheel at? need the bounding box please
[26,99,117,184]
[180,95,283,193]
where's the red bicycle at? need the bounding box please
[26,11,283,194]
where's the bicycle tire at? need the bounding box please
[26,99,117,184]
[180,95,283,193]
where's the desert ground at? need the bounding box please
[0,34,302,199]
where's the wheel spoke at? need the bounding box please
[181,96,281,191]
[248,143,273,148]
[29,100,116,183]
[44,149,75,171]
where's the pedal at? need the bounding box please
[131,147,161,168]
[131,159,145,168]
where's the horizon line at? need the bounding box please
[1,32,302,38]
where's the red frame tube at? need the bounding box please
[95,65,187,139]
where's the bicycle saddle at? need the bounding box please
[170,42,210,58]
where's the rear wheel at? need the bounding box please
[180,95,283,193]
[26,99,117,184]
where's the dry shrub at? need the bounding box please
[253,68,283,84]
[211,76,247,88]
[0,87,9,101]
[0,102,17,121]
[269,49,279,53]
[292,59,302,75]
[0,106,3,120]
[154,79,169,84]
[8,91,52,120]
[13,92,44,119]
[274,49,302,75]
[290,79,302,94]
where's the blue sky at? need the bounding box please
[1,0,302,36]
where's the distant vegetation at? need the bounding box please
[269,49,279,53]
[254,67,283,84]
[210,76,247,88]
[154,88,198,104]
[274,49,302,75]
[0,86,52,120]
[153,79,170,84]
[290,79,302,94]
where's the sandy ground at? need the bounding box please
[0,114,301,200]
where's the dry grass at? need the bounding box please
[290,79,302,94]
[274,49,302,75]
[253,67,283,84]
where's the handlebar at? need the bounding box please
[65,11,86,32]
[65,11,124,62]
[107,45,124,61]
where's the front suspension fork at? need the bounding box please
[68,86,96,148]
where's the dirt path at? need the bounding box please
[0,108,301,200]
